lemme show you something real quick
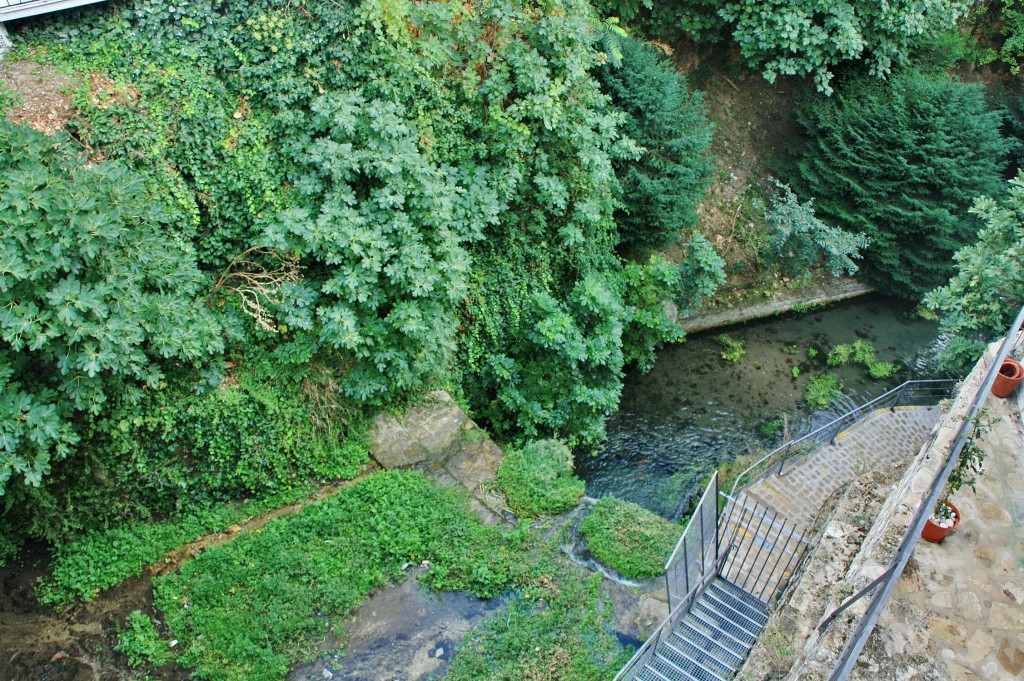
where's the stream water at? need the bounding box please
[575,295,941,519]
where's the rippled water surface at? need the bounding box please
[575,296,940,518]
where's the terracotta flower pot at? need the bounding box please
[922,501,960,543]
[992,358,1024,398]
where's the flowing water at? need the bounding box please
[575,296,941,519]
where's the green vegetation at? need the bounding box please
[804,374,843,409]
[445,572,630,681]
[497,440,586,518]
[716,334,746,362]
[596,35,714,251]
[152,471,533,680]
[116,611,175,669]
[580,498,681,579]
[0,119,222,495]
[827,341,899,380]
[925,174,1024,372]
[36,487,311,608]
[795,69,1009,298]
[760,181,869,278]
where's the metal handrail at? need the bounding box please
[728,379,960,499]
[826,304,1024,680]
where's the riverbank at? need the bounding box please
[674,278,875,334]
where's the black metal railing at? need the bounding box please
[728,379,960,499]
[824,304,1024,681]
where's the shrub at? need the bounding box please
[581,497,681,579]
[0,120,223,495]
[795,70,1009,298]
[596,36,714,250]
[497,440,586,517]
[761,182,869,278]
[925,174,1024,372]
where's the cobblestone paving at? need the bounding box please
[742,406,942,531]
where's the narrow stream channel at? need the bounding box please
[575,295,941,519]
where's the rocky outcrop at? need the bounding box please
[369,390,508,524]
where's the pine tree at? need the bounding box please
[795,70,1008,298]
[597,36,714,251]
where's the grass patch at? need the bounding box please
[580,498,681,579]
[153,471,533,680]
[35,486,315,609]
[117,611,175,669]
[497,440,585,517]
[444,571,631,681]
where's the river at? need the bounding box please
[575,295,941,518]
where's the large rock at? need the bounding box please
[369,391,507,524]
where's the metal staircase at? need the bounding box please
[637,577,769,681]
[614,474,808,681]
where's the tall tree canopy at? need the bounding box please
[596,36,715,251]
[794,70,1009,298]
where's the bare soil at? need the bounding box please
[0,59,76,135]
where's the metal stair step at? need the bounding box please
[650,652,720,681]
[691,601,760,643]
[665,629,737,676]
[637,664,675,681]
[703,590,768,632]
[707,581,769,626]
[682,612,751,657]
[673,623,744,667]
[714,577,770,609]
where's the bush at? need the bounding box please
[0,120,223,495]
[497,440,586,517]
[596,36,714,250]
[761,182,869,278]
[580,498,681,579]
[795,70,1009,298]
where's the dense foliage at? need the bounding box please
[761,182,869,277]
[794,70,1009,298]
[0,120,222,495]
[596,36,714,250]
[717,0,969,94]
[925,174,1024,371]
[497,440,586,517]
[601,0,968,93]
[580,497,681,578]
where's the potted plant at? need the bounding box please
[922,500,960,542]
[992,357,1023,398]
[921,413,989,543]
